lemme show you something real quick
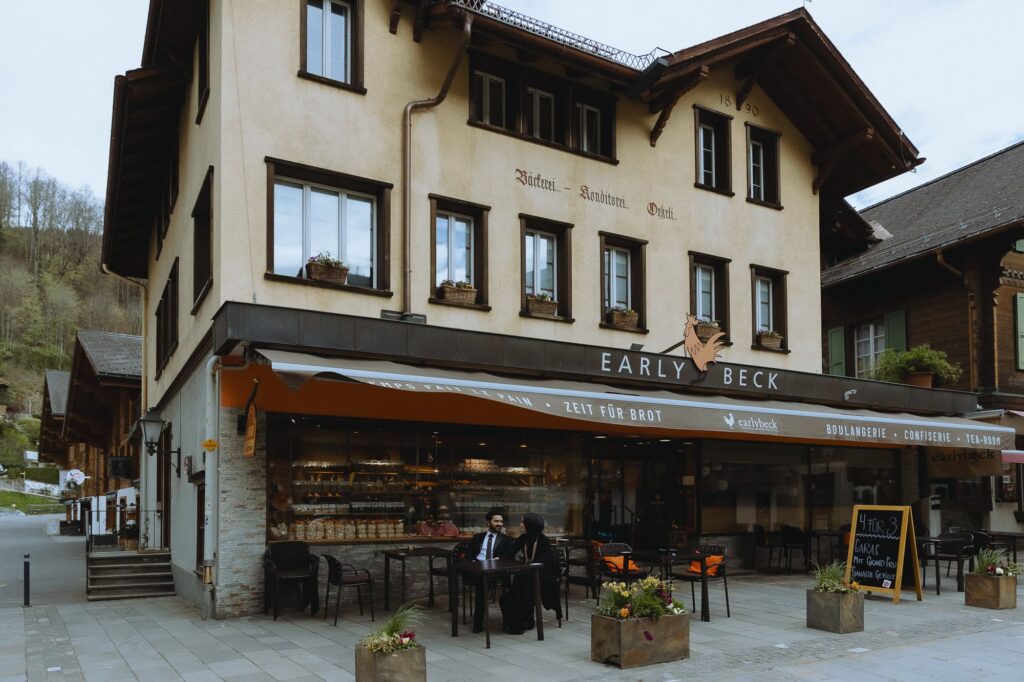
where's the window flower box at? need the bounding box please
[526,295,558,316]
[696,321,721,342]
[439,280,477,305]
[305,252,348,285]
[606,308,638,329]
[756,330,783,349]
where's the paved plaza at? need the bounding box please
[2,516,1024,681]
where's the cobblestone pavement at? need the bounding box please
[2,570,1023,681]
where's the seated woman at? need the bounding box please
[500,512,563,634]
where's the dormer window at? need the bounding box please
[473,71,506,128]
[525,87,556,142]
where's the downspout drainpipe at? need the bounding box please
[203,355,221,604]
[402,14,473,315]
[936,250,976,390]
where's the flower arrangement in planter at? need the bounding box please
[438,279,477,305]
[592,576,689,669]
[305,252,349,285]
[117,523,140,550]
[606,306,639,329]
[355,603,426,682]
[965,547,1018,610]
[695,319,721,342]
[806,561,863,633]
[872,344,963,388]
[756,328,784,350]
[526,292,558,316]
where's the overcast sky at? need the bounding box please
[1,0,1021,208]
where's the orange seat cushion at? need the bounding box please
[604,556,641,572]
[689,555,724,576]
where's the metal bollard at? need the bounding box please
[23,554,30,607]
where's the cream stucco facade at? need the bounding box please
[148,0,823,407]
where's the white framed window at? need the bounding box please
[696,264,715,322]
[603,247,631,310]
[699,124,716,186]
[577,103,601,155]
[755,276,773,332]
[526,87,555,141]
[435,211,474,286]
[474,71,505,127]
[273,177,376,287]
[525,230,557,299]
[749,139,764,201]
[306,0,351,83]
[854,320,886,379]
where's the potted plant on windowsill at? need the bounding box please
[305,252,349,285]
[526,293,558,316]
[872,345,962,388]
[696,319,721,342]
[355,603,426,682]
[606,306,639,329]
[592,576,689,669]
[438,279,477,305]
[965,548,1018,610]
[756,328,783,350]
[806,561,864,633]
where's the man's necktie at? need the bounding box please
[485,533,494,560]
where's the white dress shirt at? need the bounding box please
[476,531,499,561]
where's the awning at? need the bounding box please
[1003,450,1024,464]
[257,350,1015,451]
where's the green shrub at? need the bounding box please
[872,345,963,386]
[24,467,58,484]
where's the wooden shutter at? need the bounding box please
[828,326,846,376]
[885,309,906,352]
[1016,294,1024,370]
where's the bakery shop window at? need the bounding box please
[265,414,577,543]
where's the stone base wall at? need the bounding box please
[214,407,268,618]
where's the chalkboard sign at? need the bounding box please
[844,505,922,604]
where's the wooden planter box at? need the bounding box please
[965,574,1017,610]
[806,590,864,633]
[440,284,477,305]
[306,262,349,285]
[591,613,690,669]
[757,333,783,350]
[526,297,558,316]
[903,371,934,388]
[355,645,426,682]
[606,310,639,329]
[696,323,721,342]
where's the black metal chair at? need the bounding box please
[264,541,319,620]
[321,554,374,625]
[554,544,570,626]
[566,539,596,598]
[429,541,473,620]
[934,532,975,592]
[671,544,730,618]
[595,542,650,603]
[779,525,809,574]
[752,525,780,570]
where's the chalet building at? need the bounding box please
[102,0,1012,618]
[38,332,142,533]
[823,141,1024,532]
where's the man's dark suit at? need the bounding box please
[468,531,515,630]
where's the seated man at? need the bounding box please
[467,507,515,633]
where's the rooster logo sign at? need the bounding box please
[684,313,727,374]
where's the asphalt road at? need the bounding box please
[0,513,86,607]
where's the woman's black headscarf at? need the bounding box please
[521,512,545,538]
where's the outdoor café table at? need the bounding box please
[982,530,1024,563]
[448,558,544,649]
[382,546,452,610]
[630,549,712,623]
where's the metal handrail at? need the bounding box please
[445,0,662,70]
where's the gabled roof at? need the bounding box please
[77,331,143,382]
[823,140,1024,287]
[39,370,70,465]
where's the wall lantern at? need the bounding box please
[135,410,181,477]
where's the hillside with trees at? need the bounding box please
[0,160,141,437]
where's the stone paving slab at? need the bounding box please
[2,571,1024,680]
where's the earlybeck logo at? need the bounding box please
[724,412,779,434]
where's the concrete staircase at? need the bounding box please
[87,550,175,601]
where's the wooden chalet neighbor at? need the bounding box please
[39,370,70,468]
